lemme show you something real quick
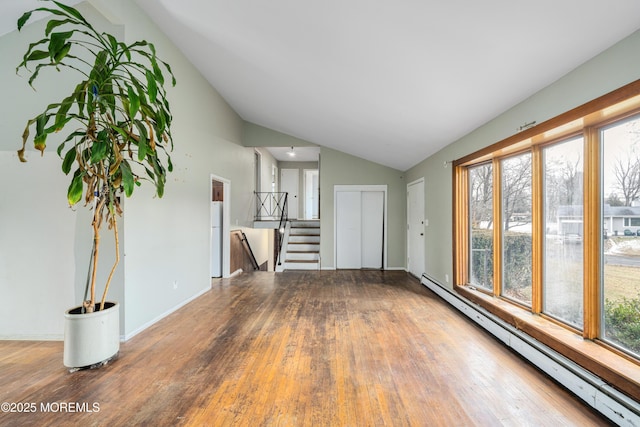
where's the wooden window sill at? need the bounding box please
[455,284,640,402]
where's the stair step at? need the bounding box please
[287,243,319,252]
[286,251,319,261]
[290,229,320,236]
[289,235,320,243]
[283,260,320,271]
[290,220,320,228]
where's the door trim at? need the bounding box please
[333,185,388,270]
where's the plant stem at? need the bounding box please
[100,214,120,311]
[89,195,106,312]
[88,207,100,313]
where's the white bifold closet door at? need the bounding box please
[336,190,384,269]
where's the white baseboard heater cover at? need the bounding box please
[421,275,640,426]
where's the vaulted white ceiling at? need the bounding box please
[5,1,640,170]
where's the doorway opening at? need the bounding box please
[210,175,231,278]
[303,169,319,220]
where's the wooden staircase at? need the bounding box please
[278,220,320,271]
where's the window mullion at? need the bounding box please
[583,127,601,340]
[531,147,544,314]
[493,158,502,297]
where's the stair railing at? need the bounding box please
[276,193,288,266]
[254,192,288,220]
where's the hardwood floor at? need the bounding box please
[0,271,610,426]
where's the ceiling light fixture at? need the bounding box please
[287,146,295,157]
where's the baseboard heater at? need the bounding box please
[421,274,640,426]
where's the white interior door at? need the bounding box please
[336,191,362,269]
[280,168,299,219]
[361,191,384,268]
[407,179,425,277]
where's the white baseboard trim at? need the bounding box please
[421,274,640,426]
[122,286,211,342]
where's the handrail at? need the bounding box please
[239,231,260,270]
[277,193,288,266]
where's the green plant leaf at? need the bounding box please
[152,60,165,86]
[161,60,177,86]
[87,83,95,115]
[146,70,158,103]
[54,42,71,63]
[67,169,84,205]
[48,31,74,60]
[26,50,49,62]
[45,19,74,36]
[26,63,48,88]
[36,113,47,136]
[90,50,109,84]
[61,147,76,174]
[52,1,89,24]
[120,161,135,197]
[155,108,166,135]
[16,38,49,72]
[55,95,74,129]
[90,132,108,163]
[17,11,33,31]
[127,85,140,119]
[75,81,87,116]
[150,154,166,198]
[102,81,116,116]
[105,33,118,53]
[130,77,148,107]
[109,124,130,141]
[134,121,149,161]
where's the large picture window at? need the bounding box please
[453,81,640,399]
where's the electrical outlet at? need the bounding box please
[445,274,449,283]
[173,280,178,290]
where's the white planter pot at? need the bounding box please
[63,301,120,369]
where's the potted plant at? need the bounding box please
[16,1,176,369]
